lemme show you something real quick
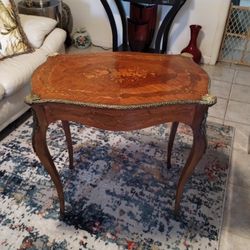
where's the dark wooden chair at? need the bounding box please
[99,0,187,53]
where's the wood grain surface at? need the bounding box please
[31,52,209,106]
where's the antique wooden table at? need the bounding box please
[26,52,216,217]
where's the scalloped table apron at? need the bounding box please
[26,52,216,218]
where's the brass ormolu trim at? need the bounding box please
[25,94,217,109]
[201,94,217,104]
[25,94,40,104]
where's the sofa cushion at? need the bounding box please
[40,28,66,54]
[0,84,30,131]
[0,28,66,97]
[0,49,47,96]
[0,84,4,100]
[19,14,57,49]
[0,0,33,59]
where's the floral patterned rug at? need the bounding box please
[0,118,233,250]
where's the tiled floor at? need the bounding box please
[67,46,250,248]
[201,62,250,249]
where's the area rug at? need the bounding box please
[0,118,233,250]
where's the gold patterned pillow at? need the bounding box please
[0,0,33,59]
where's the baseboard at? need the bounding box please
[90,41,217,65]
[91,39,112,50]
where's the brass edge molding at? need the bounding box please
[25,94,40,104]
[25,94,217,110]
[201,94,217,106]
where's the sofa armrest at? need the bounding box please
[0,28,66,97]
[40,28,67,55]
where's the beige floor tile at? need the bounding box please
[230,84,250,103]
[224,121,250,152]
[210,79,232,99]
[229,149,250,188]
[208,98,228,119]
[201,64,213,74]
[201,62,231,74]
[207,116,224,125]
[207,66,235,82]
[225,101,250,125]
[216,61,232,68]
[219,230,250,250]
[230,63,250,72]
[222,184,250,239]
[235,70,250,86]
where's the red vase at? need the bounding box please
[181,25,202,64]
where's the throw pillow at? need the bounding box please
[0,0,32,60]
[19,14,57,48]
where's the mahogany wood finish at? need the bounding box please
[27,52,216,217]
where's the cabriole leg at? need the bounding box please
[32,106,65,217]
[174,108,208,213]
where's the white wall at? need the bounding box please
[16,0,231,64]
[166,0,231,64]
[63,0,231,64]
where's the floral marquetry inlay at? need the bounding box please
[82,67,152,84]
[31,52,211,107]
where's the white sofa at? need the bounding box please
[0,15,66,132]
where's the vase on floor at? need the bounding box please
[72,28,91,49]
[181,25,202,64]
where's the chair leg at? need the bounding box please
[167,122,179,169]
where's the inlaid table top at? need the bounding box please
[29,52,214,108]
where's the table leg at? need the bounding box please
[62,120,74,169]
[32,107,65,217]
[167,122,179,169]
[174,109,208,213]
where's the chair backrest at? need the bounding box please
[100,0,187,54]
